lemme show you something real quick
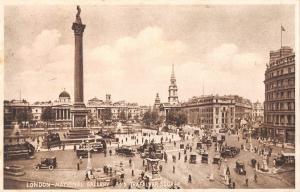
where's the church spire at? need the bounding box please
[171,63,175,78]
[168,63,178,104]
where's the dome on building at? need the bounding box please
[59,90,70,98]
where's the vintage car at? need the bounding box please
[90,142,104,153]
[42,132,61,148]
[35,157,57,170]
[189,154,197,164]
[213,154,221,164]
[274,152,295,167]
[219,128,228,133]
[197,148,206,155]
[196,142,203,149]
[201,153,209,163]
[76,149,89,158]
[180,144,185,149]
[202,139,212,147]
[235,160,246,175]
[212,136,217,142]
[115,146,135,157]
[221,147,240,158]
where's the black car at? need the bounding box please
[235,160,246,175]
[201,153,208,163]
[115,146,135,157]
[221,147,240,158]
[76,149,89,158]
[35,157,57,170]
[219,129,228,133]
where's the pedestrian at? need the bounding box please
[178,152,181,160]
[188,174,192,183]
[184,155,187,163]
[74,144,76,151]
[84,172,90,181]
[245,178,249,187]
[159,165,162,172]
[132,169,134,177]
[226,166,230,176]
[141,171,145,179]
[232,182,235,189]
[129,158,132,167]
[62,143,65,151]
[238,136,239,142]
[184,149,187,154]
[254,173,257,183]
[126,137,128,142]
[190,146,192,152]
[173,165,175,173]
[109,149,112,156]
[174,141,176,147]
[77,162,80,170]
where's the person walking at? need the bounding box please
[178,152,181,160]
[254,173,257,183]
[232,181,235,189]
[173,165,175,173]
[245,178,249,187]
[132,169,134,177]
[129,158,132,167]
[159,165,162,172]
[109,149,112,156]
[77,162,80,170]
[188,174,192,183]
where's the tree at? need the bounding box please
[166,110,187,128]
[16,108,33,125]
[175,112,187,128]
[142,110,159,127]
[142,110,152,127]
[41,107,55,128]
[151,111,159,125]
[101,108,112,125]
[134,114,140,122]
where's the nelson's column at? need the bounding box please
[70,6,89,128]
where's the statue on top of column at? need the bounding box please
[75,5,82,24]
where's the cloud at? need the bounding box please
[5,26,189,104]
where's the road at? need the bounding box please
[4,129,295,189]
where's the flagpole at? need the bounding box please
[281,25,282,48]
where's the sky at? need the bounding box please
[4,4,295,105]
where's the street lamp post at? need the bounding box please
[249,122,254,152]
[86,136,92,171]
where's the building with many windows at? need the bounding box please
[4,91,149,128]
[263,46,295,144]
[181,95,236,130]
[252,101,264,123]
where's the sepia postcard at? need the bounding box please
[1,0,299,191]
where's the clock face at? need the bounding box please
[74,115,86,127]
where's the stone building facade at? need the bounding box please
[181,95,236,130]
[263,46,295,144]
